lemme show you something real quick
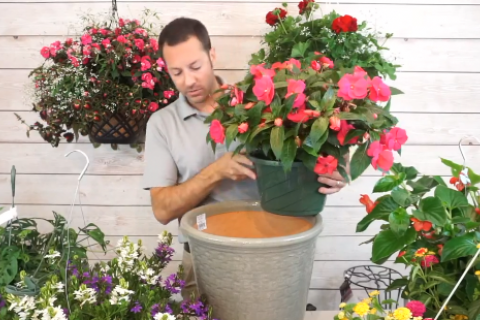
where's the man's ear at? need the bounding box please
[209,47,216,66]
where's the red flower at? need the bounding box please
[298,0,315,14]
[397,251,406,258]
[40,46,50,59]
[380,127,408,151]
[337,120,359,146]
[406,301,426,317]
[238,122,249,134]
[148,102,159,112]
[310,60,321,71]
[266,8,287,26]
[421,255,439,268]
[359,194,378,214]
[367,141,394,171]
[437,244,444,256]
[411,217,432,232]
[332,15,358,33]
[314,155,338,175]
[209,119,225,144]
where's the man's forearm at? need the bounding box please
[150,165,221,225]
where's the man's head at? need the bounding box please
[159,18,218,107]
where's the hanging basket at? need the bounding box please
[89,112,147,144]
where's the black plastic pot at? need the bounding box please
[249,153,327,217]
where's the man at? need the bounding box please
[142,17,347,300]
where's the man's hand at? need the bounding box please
[209,152,256,181]
[318,153,350,195]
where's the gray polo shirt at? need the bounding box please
[142,92,260,241]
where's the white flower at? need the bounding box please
[45,251,61,263]
[109,284,134,305]
[158,230,170,244]
[154,312,176,320]
[7,295,36,319]
[73,285,97,307]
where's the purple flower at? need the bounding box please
[165,304,173,314]
[164,273,185,294]
[102,275,112,284]
[180,301,190,313]
[151,304,160,317]
[131,301,142,313]
[190,300,205,316]
[156,243,175,263]
[0,294,6,309]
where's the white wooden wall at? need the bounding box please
[1,0,480,310]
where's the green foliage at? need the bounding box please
[356,160,480,319]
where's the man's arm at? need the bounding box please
[150,151,256,225]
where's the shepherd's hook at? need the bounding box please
[65,150,89,181]
[459,135,480,168]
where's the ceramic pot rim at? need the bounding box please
[180,200,324,248]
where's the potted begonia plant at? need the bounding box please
[15,11,178,151]
[356,160,480,319]
[204,1,406,217]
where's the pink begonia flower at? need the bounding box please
[238,122,249,133]
[141,56,152,71]
[134,39,145,51]
[250,63,275,79]
[337,120,359,145]
[163,91,175,99]
[116,35,127,44]
[102,39,111,48]
[319,56,334,69]
[230,86,244,106]
[329,116,341,131]
[421,255,439,268]
[287,104,309,123]
[81,34,92,45]
[286,79,306,108]
[337,73,370,101]
[367,141,394,171]
[148,102,159,112]
[406,301,426,317]
[369,76,391,102]
[380,127,408,151]
[314,155,338,175]
[253,75,275,105]
[149,38,159,51]
[209,119,225,144]
[310,60,321,71]
[40,47,50,59]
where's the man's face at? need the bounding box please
[162,36,217,106]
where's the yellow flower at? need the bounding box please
[339,302,346,309]
[338,311,345,319]
[385,313,395,320]
[475,270,480,276]
[413,317,423,320]
[370,308,378,314]
[369,290,380,297]
[362,297,373,304]
[450,315,468,320]
[415,248,428,257]
[353,302,370,317]
[393,307,412,320]
[477,243,480,249]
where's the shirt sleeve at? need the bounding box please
[141,115,178,190]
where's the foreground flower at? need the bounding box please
[253,75,275,105]
[411,217,432,232]
[369,76,391,102]
[314,155,338,175]
[367,141,394,171]
[209,119,225,144]
[393,307,412,320]
[353,302,370,316]
[154,312,176,320]
[359,195,377,214]
[298,0,315,14]
[381,127,408,151]
[286,79,306,108]
[337,71,370,101]
[421,255,439,268]
[406,301,426,317]
[266,8,287,26]
[415,248,428,257]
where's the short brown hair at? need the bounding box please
[158,17,211,55]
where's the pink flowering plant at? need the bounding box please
[15,10,177,150]
[206,56,406,181]
[357,160,480,319]
[3,231,217,320]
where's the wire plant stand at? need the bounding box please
[343,265,406,309]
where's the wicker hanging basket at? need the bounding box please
[89,112,147,144]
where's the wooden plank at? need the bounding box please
[1,3,478,38]
[11,204,388,236]
[3,111,480,145]
[87,234,381,261]
[1,0,475,4]
[1,143,478,176]
[0,174,446,206]
[4,69,480,113]
[2,35,480,72]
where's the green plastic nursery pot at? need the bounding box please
[249,154,327,217]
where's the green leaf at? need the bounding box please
[407,176,439,195]
[386,278,408,292]
[270,126,285,160]
[427,271,456,286]
[356,196,399,232]
[308,117,329,150]
[414,197,448,227]
[468,299,480,320]
[291,41,310,58]
[372,228,416,264]
[320,87,336,112]
[442,233,478,262]
[373,174,405,193]
[391,163,419,180]
[338,112,367,121]
[274,81,288,89]
[225,124,238,150]
[389,208,410,236]
[246,101,265,127]
[281,137,297,172]
[391,188,411,207]
[389,87,404,95]
[350,143,371,181]
[435,185,469,211]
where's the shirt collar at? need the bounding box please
[177,75,225,121]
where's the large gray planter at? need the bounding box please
[180,200,324,320]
